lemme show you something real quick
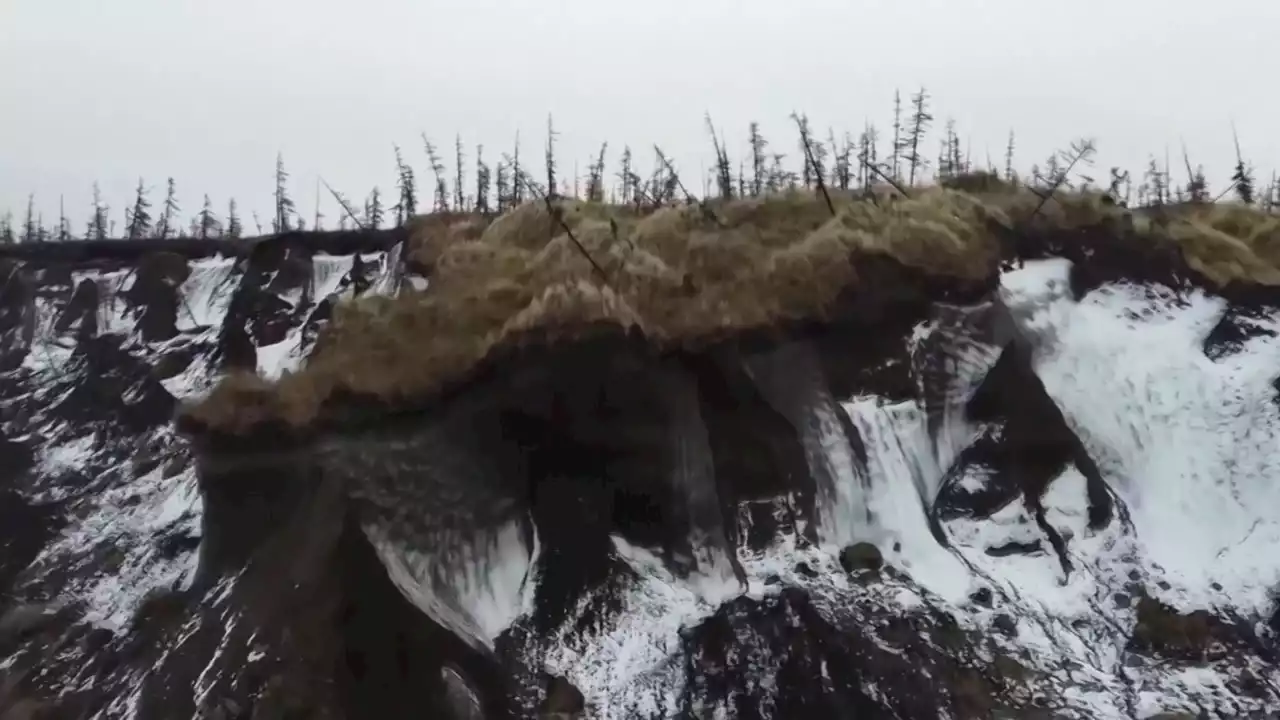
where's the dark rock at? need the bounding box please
[839,542,883,573]
[539,675,584,717]
[966,336,1113,533]
[1130,596,1222,661]
[49,334,176,433]
[53,277,100,340]
[992,614,1018,637]
[0,489,59,594]
[161,455,187,479]
[0,697,51,720]
[125,252,188,342]
[0,604,59,647]
[81,628,114,654]
[984,540,1043,558]
[969,587,993,607]
[153,345,196,380]
[0,261,35,371]
[1203,304,1280,360]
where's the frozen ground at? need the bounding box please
[515,259,1280,719]
[5,247,1278,718]
[6,247,401,639]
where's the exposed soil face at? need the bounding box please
[6,213,1280,718]
[166,220,1280,718]
[49,334,176,435]
[125,252,189,343]
[167,240,1016,718]
[0,260,35,371]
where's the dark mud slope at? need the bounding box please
[3,220,1280,719]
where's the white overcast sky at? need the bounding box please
[2,0,1277,231]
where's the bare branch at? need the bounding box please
[320,178,366,231]
[792,112,835,215]
[513,169,610,284]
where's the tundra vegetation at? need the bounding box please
[3,91,1277,434]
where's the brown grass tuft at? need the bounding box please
[187,187,1280,433]
[405,211,493,269]
[1165,204,1280,286]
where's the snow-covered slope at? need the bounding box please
[0,241,410,718]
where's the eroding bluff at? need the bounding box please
[1,225,1279,719]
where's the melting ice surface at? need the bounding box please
[365,517,541,656]
[255,250,404,379]
[1003,258,1280,614]
[536,258,1280,718]
[177,256,240,332]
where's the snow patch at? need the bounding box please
[364,514,539,655]
[841,397,974,603]
[32,462,202,632]
[177,255,239,331]
[544,536,727,719]
[1004,260,1280,615]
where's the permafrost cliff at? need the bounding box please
[1,198,1279,719]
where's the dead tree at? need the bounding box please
[857,123,879,192]
[421,134,450,212]
[748,121,768,196]
[476,144,492,215]
[1028,138,1096,217]
[21,195,36,243]
[795,113,816,188]
[586,142,608,202]
[394,144,417,226]
[1004,131,1017,184]
[511,131,524,205]
[1231,124,1255,205]
[57,196,70,242]
[902,87,933,186]
[1181,143,1208,203]
[705,114,733,199]
[890,90,904,183]
[312,179,325,231]
[198,195,219,239]
[494,157,511,213]
[127,178,153,239]
[274,154,294,233]
[365,188,384,229]
[454,135,466,211]
[830,129,852,191]
[316,179,362,230]
[617,146,639,205]
[545,115,559,201]
[156,178,180,239]
[792,113,833,215]
[226,199,243,239]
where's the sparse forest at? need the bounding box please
[2,91,1278,246]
